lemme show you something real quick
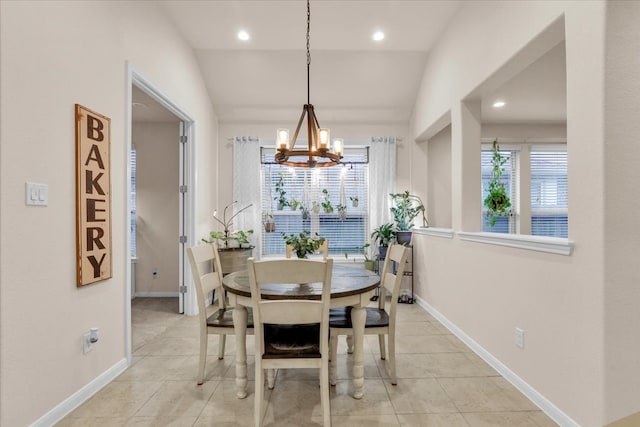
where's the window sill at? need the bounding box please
[413,227,454,239]
[457,232,574,256]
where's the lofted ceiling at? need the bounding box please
[135,1,566,126]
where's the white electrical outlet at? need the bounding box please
[83,328,99,354]
[515,327,525,349]
[152,269,159,279]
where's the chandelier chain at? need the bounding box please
[306,0,311,104]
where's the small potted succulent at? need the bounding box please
[362,243,375,271]
[350,196,359,208]
[289,198,301,211]
[263,211,275,233]
[337,204,347,221]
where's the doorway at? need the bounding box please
[126,67,197,361]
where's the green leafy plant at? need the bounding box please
[321,188,333,213]
[483,139,512,227]
[350,196,359,207]
[282,230,326,259]
[389,191,426,231]
[362,243,372,262]
[371,223,396,248]
[274,173,288,209]
[289,198,301,210]
[336,203,347,221]
[205,202,254,248]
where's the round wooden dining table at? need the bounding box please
[222,263,380,400]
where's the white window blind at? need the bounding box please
[481,149,517,233]
[260,147,369,257]
[530,150,568,237]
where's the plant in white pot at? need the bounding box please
[204,202,254,275]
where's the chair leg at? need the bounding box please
[346,335,354,354]
[218,334,226,359]
[266,368,275,389]
[255,362,265,427]
[388,332,397,385]
[321,359,331,427]
[329,335,338,386]
[378,334,386,360]
[197,330,208,385]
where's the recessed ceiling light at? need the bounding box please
[372,31,385,42]
[493,101,506,108]
[237,30,250,41]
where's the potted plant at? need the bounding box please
[274,173,288,210]
[362,243,375,271]
[371,223,396,259]
[350,196,359,208]
[204,202,255,275]
[484,139,512,227]
[263,211,276,233]
[301,205,310,220]
[282,231,326,259]
[336,204,347,221]
[389,190,427,245]
[289,198,301,211]
[321,188,333,213]
[312,201,320,214]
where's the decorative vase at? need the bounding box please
[396,231,412,245]
[264,222,275,233]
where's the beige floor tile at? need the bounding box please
[55,417,130,426]
[462,411,550,427]
[133,336,199,357]
[91,380,163,402]
[397,412,470,426]
[438,377,536,413]
[530,410,560,426]
[332,414,401,426]
[199,379,259,423]
[331,379,396,416]
[124,416,198,426]
[331,351,385,380]
[490,377,539,411]
[116,356,194,382]
[135,380,218,417]
[66,395,148,418]
[378,354,434,379]
[395,334,465,354]
[396,321,449,336]
[423,353,497,378]
[385,378,459,414]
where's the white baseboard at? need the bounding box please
[30,358,128,427]
[133,292,179,298]
[413,294,580,427]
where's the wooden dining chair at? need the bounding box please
[248,258,333,427]
[329,243,410,385]
[286,239,329,260]
[187,242,253,385]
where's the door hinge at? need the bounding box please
[179,285,187,294]
[179,185,188,193]
[180,135,187,144]
[179,235,187,244]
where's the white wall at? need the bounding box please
[0,2,218,425]
[407,1,640,425]
[134,122,180,295]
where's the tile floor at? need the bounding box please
[59,297,558,426]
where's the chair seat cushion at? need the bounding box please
[263,324,321,359]
[329,307,389,328]
[207,307,254,328]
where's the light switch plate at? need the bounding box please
[26,182,48,206]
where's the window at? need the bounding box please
[481,147,517,233]
[260,147,369,257]
[481,142,568,237]
[530,149,568,237]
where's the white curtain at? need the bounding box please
[232,136,263,256]
[368,137,396,233]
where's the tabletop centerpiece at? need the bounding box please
[282,230,326,259]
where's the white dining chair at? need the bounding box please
[248,257,333,427]
[329,243,410,385]
[187,242,253,385]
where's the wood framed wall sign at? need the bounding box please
[75,104,112,287]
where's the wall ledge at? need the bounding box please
[412,227,454,239]
[413,295,580,427]
[457,231,574,255]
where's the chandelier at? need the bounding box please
[275,0,343,168]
